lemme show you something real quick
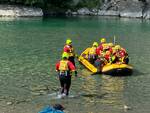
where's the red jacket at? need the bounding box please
[119,50,126,58]
[96,44,103,55]
[114,49,126,58]
[63,45,74,57]
[104,54,110,61]
[56,60,75,72]
[64,45,71,52]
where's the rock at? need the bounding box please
[120,11,143,18]
[73,8,98,16]
[124,105,132,110]
[119,1,144,18]
[77,8,91,15]
[66,9,72,15]
[98,10,119,16]
[90,9,98,15]
[30,85,49,96]
[31,91,47,96]
[30,85,49,91]
[99,0,146,18]
[0,5,43,17]
[20,84,27,87]
[72,12,78,15]
[6,101,13,105]
[15,98,31,104]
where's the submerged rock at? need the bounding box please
[30,85,49,96]
[6,101,13,105]
[30,85,49,91]
[124,105,132,111]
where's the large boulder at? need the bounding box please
[118,0,144,18]
[77,8,98,15]
[100,0,145,18]
[0,5,43,17]
[77,8,91,15]
[98,10,119,16]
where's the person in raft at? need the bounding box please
[55,52,77,97]
[88,42,98,64]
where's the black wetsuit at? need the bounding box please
[68,56,75,66]
[58,71,71,96]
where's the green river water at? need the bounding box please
[0,16,150,113]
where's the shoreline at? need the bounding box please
[0,4,150,19]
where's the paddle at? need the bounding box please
[113,35,116,45]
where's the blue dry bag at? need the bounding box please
[38,106,64,113]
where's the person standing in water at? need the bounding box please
[63,39,78,75]
[55,52,77,97]
[63,39,76,66]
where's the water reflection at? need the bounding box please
[78,73,126,113]
[0,17,43,21]
[100,75,124,107]
[81,74,100,106]
[81,74,125,107]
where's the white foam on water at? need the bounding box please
[47,92,58,96]
[47,92,78,100]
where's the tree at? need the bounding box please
[76,0,102,9]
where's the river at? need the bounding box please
[0,16,150,113]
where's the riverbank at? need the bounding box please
[1,0,150,19]
[0,5,43,17]
[67,0,150,19]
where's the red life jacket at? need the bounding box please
[64,45,74,57]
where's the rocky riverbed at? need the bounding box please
[0,84,58,113]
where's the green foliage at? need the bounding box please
[0,0,73,10]
[47,0,73,11]
[24,0,45,7]
[0,0,103,12]
[76,0,102,9]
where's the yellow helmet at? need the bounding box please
[66,39,72,45]
[106,50,111,55]
[115,45,121,50]
[100,38,106,43]
[62,52,69,59]
[108,43,113,47]
[92,42,98,47]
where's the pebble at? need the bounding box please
[6,101,13,105]
[124,105,131,110]
[30,85,48,91]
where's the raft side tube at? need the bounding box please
[102,64,133,76]
[78,56,98,73]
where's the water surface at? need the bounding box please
[0,16,150,113]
